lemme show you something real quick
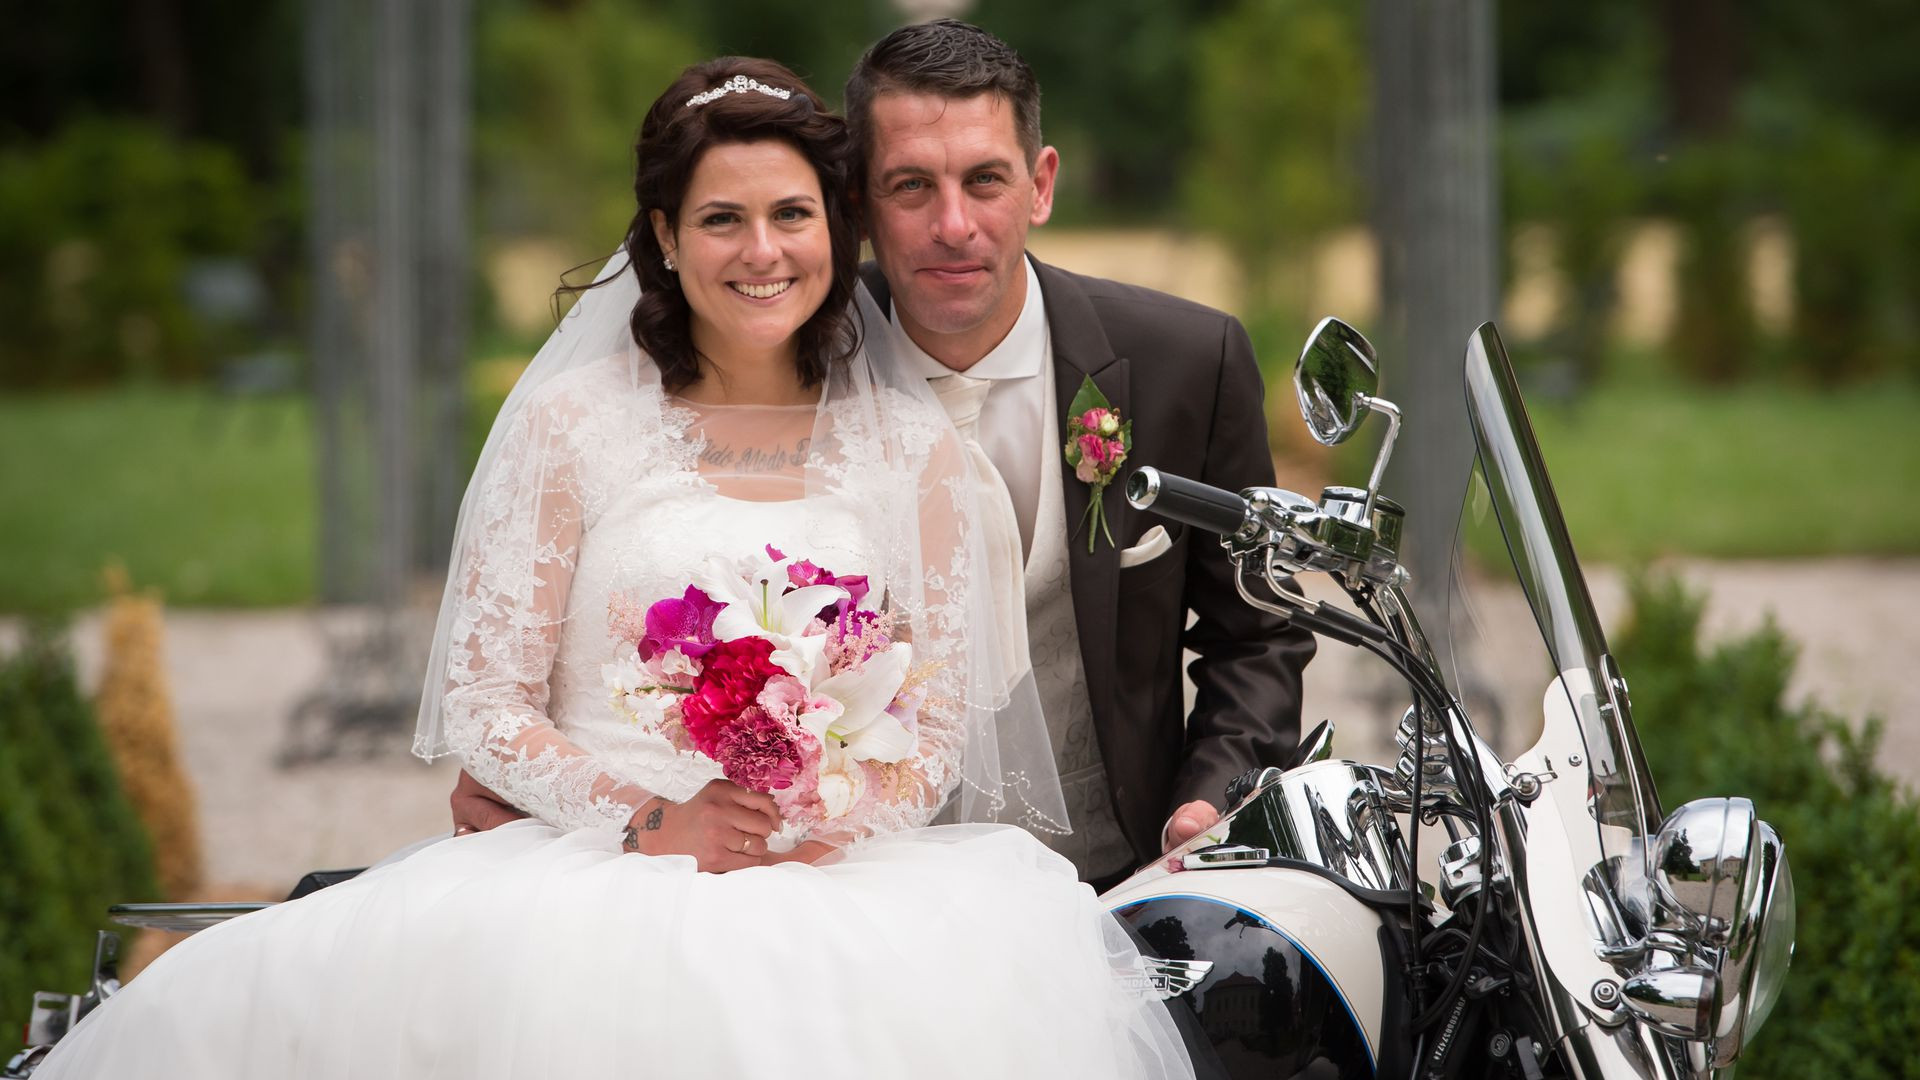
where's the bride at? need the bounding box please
[36,58,1194,1079]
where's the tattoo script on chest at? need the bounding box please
[698,437,811,473]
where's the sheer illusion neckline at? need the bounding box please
[663,393,823,410]
[659,388,818,506]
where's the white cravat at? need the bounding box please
[889,257,1050,559]
[929,372,1031,689]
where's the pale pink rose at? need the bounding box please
[1075,457,1101,484]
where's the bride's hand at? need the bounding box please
[621,780,781,873]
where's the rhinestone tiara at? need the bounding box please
[685,75,794,109]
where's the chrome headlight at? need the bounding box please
[1620,798,1795,1066]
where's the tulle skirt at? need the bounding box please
[37,820,1194,1079]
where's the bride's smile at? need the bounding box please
[651,139,832,380]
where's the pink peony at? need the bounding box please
[640,586,724,662]
[1077,407,1113,434]
[681,636,780,755]
[710,706,805,792]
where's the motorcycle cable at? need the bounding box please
[1346,585,1555,1072]
[1413,695,1499,1035]
[1339,589,1506,1042]
[1248,565,1520,1056]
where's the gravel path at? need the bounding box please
[11,557,1914,893]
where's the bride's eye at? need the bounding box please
[774,206,812,223]
[701,211,740,228]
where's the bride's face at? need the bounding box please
[652,140,834,364]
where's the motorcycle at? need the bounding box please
[1109,318,1795,1078]
[10,319,1793,1080]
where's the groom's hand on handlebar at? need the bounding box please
[620,780,781,873]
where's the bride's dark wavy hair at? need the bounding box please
[569,58,860,393]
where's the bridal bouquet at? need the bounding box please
[603,546,922,834]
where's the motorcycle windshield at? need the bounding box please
[1454,325,1663,913]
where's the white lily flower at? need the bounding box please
[698,555,847,677]
[806,641,915,764]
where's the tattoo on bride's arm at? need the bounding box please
[621,801,666,853]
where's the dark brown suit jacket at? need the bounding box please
[862,257,1317,866]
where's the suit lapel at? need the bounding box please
[1032,258,1127,734]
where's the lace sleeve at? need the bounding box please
[438,383,657,836]
[801,391,1051,846]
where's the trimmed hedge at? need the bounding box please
[1617,575,1920,1078]
[0,627,159,1035]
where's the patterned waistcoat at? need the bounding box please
[1024,371,1134,882]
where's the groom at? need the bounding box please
[451,20,1314,889]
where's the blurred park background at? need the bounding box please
[2,1,1916,1074]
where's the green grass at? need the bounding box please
[0,388,314,611]
[1524,378,1920,560]
[1,376,1915,613]
[1314,374,1920,563]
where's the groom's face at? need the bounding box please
[863,91,1058,368]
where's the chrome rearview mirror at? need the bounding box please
[1293,316,1379,446]
[1292,317,1402,526]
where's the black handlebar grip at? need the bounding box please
[1125,467,1253,536]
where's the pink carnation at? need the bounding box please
[711,706,805,792]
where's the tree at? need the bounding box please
[1182,0,1366,307]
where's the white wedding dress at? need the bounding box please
[37,356,1194,1079]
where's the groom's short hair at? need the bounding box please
[845,18,1043,174]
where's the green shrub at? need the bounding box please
[1182,0,1366,313]
[1657,142,1758,383]
[0,627,160,1034]
[1776,120,1904,384]
[1503,97,1647,388]
[1617,575,1920,1077]
[0,119,263,387]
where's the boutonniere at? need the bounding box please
[1064,375,1132,554]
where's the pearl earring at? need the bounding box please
[662,254,677,272]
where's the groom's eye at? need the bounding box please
[895,178,927,193]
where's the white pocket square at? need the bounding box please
[1118,524,1173,569]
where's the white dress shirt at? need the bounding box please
[887,256,1051,559]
